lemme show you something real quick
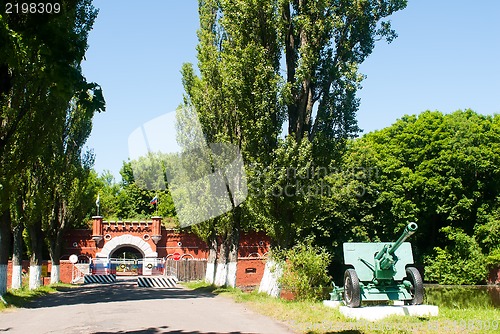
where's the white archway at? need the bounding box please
[96,234,158,259]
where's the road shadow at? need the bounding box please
[94,326,261,334]
[317,331,362,334]
[25,280,216,309]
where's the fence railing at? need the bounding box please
[88,257,206,281]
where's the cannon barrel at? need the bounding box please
[388,222,418,255]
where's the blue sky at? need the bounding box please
[83,1,500,179]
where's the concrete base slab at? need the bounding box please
[323,300,343,308]
[339,305,439,321]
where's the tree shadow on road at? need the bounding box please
[94,326,261,334]
[311,331,362,334]
[25,282,217,309]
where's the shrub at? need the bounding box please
[486,247,500,269]
[279,238,331,301]
[425,227,487,284]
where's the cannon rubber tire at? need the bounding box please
[405,266,424,305]
[343,269,361,308]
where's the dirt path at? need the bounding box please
[0,278,295,334]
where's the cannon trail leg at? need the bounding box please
[405,267,424,305]
[343,269,361,308]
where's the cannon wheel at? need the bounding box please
[343,269,361,308]
[405,267,424,305]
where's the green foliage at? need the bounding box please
[180,0,285,258]
[425,286,497,309]
[182,0,407,252]
[280,0,407,143]
[279,238,331,301]
[0,0,105,272]
[93,170,120,219]
[475,203,500,255]
[247,136,321,248]
[94,160,176,221]
[316,110,500,281]
[424,227,487,285]
[485,248,500,270]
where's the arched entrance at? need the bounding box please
[94,234,159,276]
[111,246,143,276]
[111,246,143,259]
[96,234,158,258]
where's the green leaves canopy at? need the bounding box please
[181,0,407,250]
[320,110,500,283]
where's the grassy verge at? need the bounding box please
[0,283,76,312]
[182,281,499,334]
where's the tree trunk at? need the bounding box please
[50,264,60,284]
[258,259,283,297]
[214,238,228,287]
[0,210,11,295]
[27,220,43,290]
[225,208,240,288]
[29,263,42,290]
[48,198,65,284]
[225,237,238,288]
[204,231,218,284]
[11,220,24,289]
[283,1,315,141]
[48,231,63,284]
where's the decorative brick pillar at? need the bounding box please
[151,216,162,244]
[92,216,103,244]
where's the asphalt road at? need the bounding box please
[0,277,295,334]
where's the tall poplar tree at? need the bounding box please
[182,0,406,288]
[181,0,282,286]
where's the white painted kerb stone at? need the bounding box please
[338,305,439,321]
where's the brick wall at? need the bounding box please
[63,225,270,261]
[161,229,209,259]
[236,258,266,287]
[5,218,272,289]
[6,260,74,288]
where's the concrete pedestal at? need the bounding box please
[323,301,439,321]
[341,305,438,321]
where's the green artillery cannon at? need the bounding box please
[330,222,424,307]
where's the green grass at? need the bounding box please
[0,283,76,312]
[182,281,500,334]
[3,281,498,333]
